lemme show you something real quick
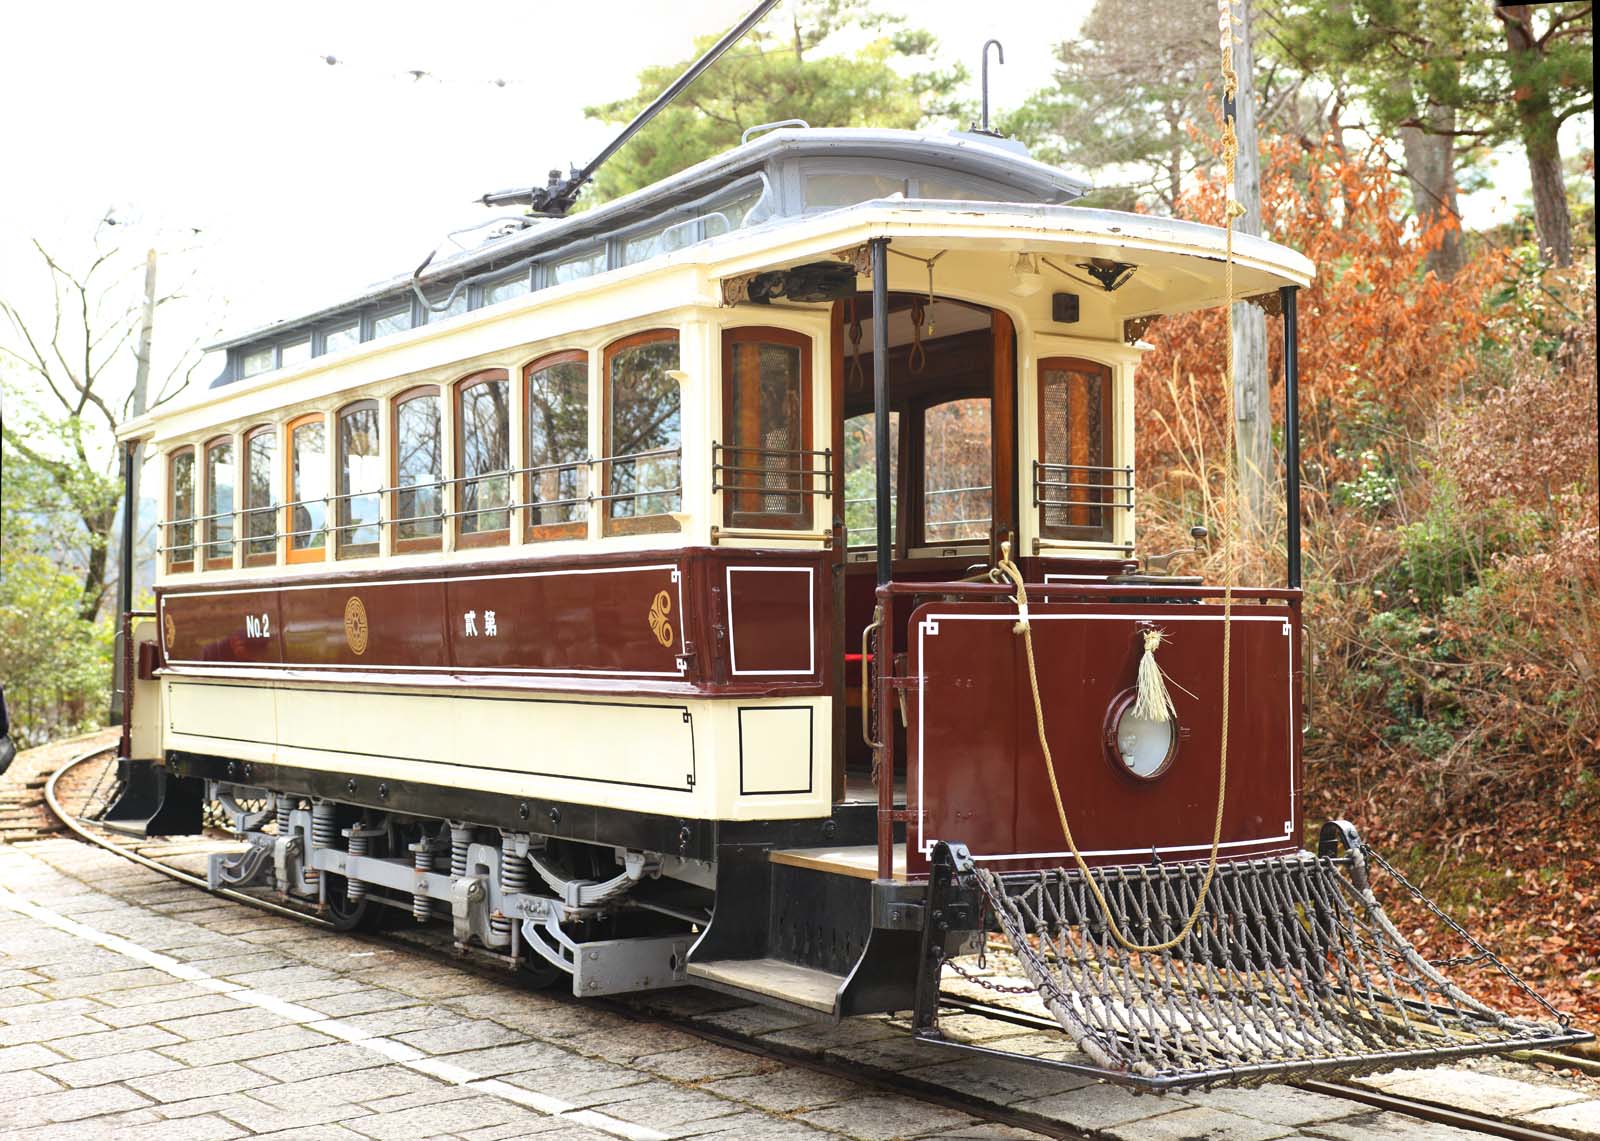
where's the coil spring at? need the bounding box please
[450,823,471,878]
[493,833,529,938]
[411,840,436,922]
[275,793,294,834]
[346,831,369,902]
[308,801,336,883]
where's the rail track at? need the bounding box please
[26,744,1595,1141]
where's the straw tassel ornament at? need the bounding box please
[1132,628,1177,723]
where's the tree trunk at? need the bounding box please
[1502,6,1573,266]
[1400,99,1464,279]
[1229,0,1273,545]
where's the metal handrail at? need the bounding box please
[713,441,832,498]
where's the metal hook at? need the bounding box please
[979,39,1005,134]
[909,299,927,375]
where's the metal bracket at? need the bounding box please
[208,833,274,890]
[521,909,690,996]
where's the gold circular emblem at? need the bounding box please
[344,596,369,655]
[163,611,176,652]
[647,590,674,648]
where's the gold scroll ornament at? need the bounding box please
[647,590,674,648]
[344,596,369,655]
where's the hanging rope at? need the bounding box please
[908,298,928,374]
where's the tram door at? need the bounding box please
[829,294,1017,801]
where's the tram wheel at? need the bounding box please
[520,952,567,991]
[321,873,385,933]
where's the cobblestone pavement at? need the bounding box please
[1,837,1596,1141]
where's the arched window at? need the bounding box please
[1037,357,1114,542]
[167,447,196,573]
[337,400,382,559]
[286,412,328,564]
[391,386,443,553]
[203,435,236,569]
[525,351,588,541]
[455,370,511,546]
[604,330,680,535]
[721,327,813,530]
[242,425,278,566]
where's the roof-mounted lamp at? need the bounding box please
[1009,252,1043,297]
[1079,258,1139,292]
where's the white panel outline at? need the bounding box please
[724,565,816,677]
[158,563,689,678]
[914,611,1297,861]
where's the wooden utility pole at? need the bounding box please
[1229,0,1272,543]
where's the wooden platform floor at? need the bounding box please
[768,843,907,882]
[687,957,845,1012]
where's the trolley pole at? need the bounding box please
[870,237,891,586]
[1280,285,1301,590]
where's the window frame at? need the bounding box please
[202,434,237,571]
[453,368,513,550]
[285,411,329,565]
[1035,356,1115,544]
[335,398,383,560]
[522,350,589,543]
[390,384,445,555]
[913,391,995,551]
[241,424,280,567]
[166,445,197,574]
[720,326,814,531]
[602,328,682,538]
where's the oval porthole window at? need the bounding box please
[1103,687,1178,781]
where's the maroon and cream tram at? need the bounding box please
[110,59,1583,1087]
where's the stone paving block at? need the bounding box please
[112,1114,247,1141]
[434,1039,577,1078]
[760,1017,905,1053]
[92,992,247,1029]
[693,1002,816,1037]
[359,1085,483,1114]
[249,1062,443,1109]
[832,1033,959,1072]
[30,968,174,1000]
[249,1127,374,1140]
[92,980,211,1008]
[560,1022,707,1065]
[159,1023,334,1066]
[323,1004,462,1039]
[252,975,370,1003]
[1,1107,168,1140]
[583,1079,748,1128]
[1523,1098,1600,1139]
[896,1057,1092,1106]
[1361,1066,1587,1117]
[1016,1083,1196,1132]
[796,1092,980,1139]
[154,1005,288,1040]
[300,989,421,1018]
[702,1067,869,1113]
[0,1068,64,1099]
[1184,1084,1368,1127]
[501,1054,653,1102]
[0,995,108,1024]
[151,1091,262,1120]
[125,1059,280,1102]
[628,1042,771,1082]
[676,1114,849,1139]
[243,1042,392,1082]
[1109,1106,1295,1141]
[0,986,49,1011]
[0,1015,111,1047]
[393,1018,527,1055]
[462,1120,618,1141]
[0,1041,65,1072]
[1304,1108,1491,1139]
[203,1091,371,1132]
[0,1082,154,1128]
[26,951,136,980]
[39,1046,183,1087]
[0,968,46,988]
[445,993,619,1038]
[48,1023,184,1060]
[185,952,299,977]
[341,1094,541,1139]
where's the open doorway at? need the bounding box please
[830,292,1017,802]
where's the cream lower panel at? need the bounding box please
[701,697,831,821]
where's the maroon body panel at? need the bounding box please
[906,598,1302,874]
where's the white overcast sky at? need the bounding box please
[0,0,1572,412]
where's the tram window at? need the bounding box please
[551,249,605,285]
[525,353,588,539]
[167,447,196,573]
[337,401,382,559]
[1038,358,1113,542]
[203,436,235,569]
[805,173,907,210]
[456,371,511,546]
[372,306,412,339]
[242,426,278,566]
[279,339,310,368]
[287,413,328,563]
[844,412,899,549]
[722,328,812,530]
[604,330,681,535]
[922,397,992,545]
[324,322,359,353]
[483,275,529,306]
[392,387,443,551]
[240,347,274,378]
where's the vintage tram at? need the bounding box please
[110,91,1583,1086]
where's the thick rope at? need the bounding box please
[985,1,1247,955]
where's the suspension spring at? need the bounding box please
[494,832,530,938]
[308,801,337,883]
[344,827,369,902]
[410,839,436,922]
[275,793,294,834]
[450,822,471,878]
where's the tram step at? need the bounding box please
[687,957,846,1014]
[768,843,906,881]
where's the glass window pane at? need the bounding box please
[844,413,898,549]
[527,359,588,529]
[204,441,234,563]
[1040,363,1111,536]
[484,275,529,305]
[240,347,273,377]
[608,338,680,521]
[280,340,310,367]
[804,173,906,210]
[429,291,469,320]
[915,177,987,201]
[923,398,991,543]
[621,227,667,266]
[459,379,510,535]
[245,432,277,558]
[373,307,412,338]
[324,323,359,352]
[551,249,605,285]
[395,394,443,543]
[338,406,382,556]
[169,450,195,567]
[291,420,327,552]
[726,340,806,527]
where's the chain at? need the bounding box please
[944,955,1043,995]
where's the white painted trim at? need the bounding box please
[913,610,1296,861]
[724,564,816,677]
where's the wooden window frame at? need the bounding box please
[390,385,444,554]
[241,424,279,567]
[166,446,196,574]
[202,435,236,571]
[285,411,329,565]
[336,399,382,560]
[1036,356,1114,544]
[523,350,589,543]
[720,327,814,531]
[911,387,993,551]
[453,369,512,550]
[602,329,682,537]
